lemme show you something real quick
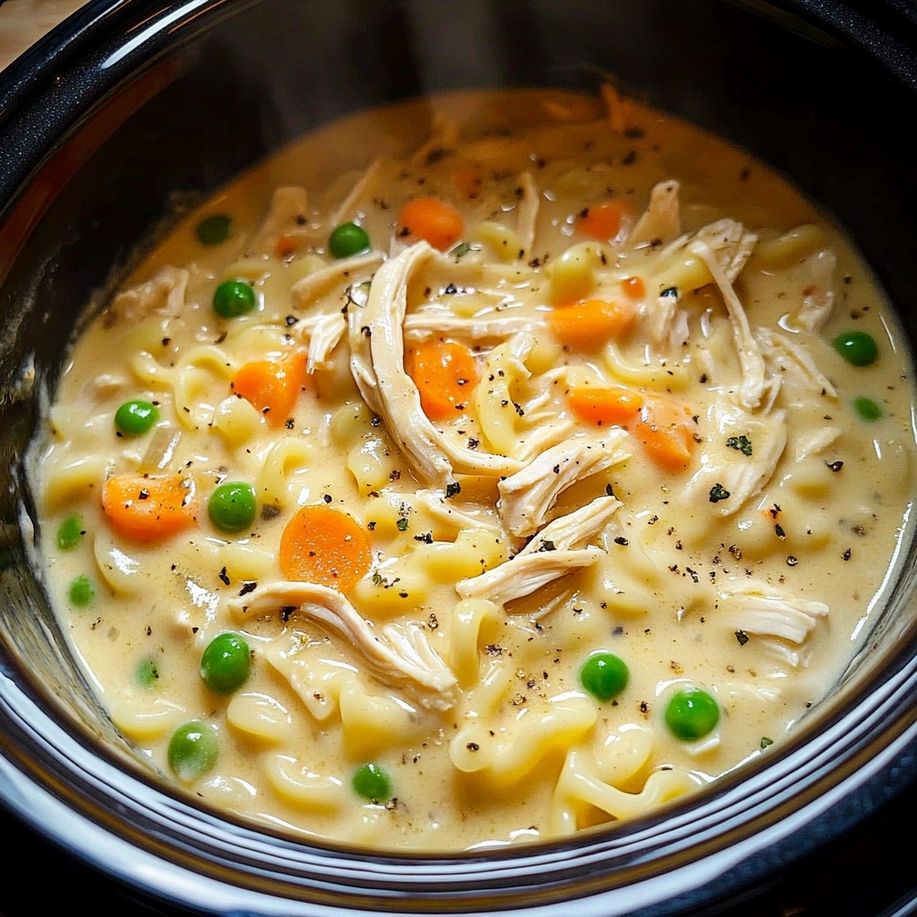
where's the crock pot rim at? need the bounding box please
[3,1,917,915]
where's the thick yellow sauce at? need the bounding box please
[36,90,916,850]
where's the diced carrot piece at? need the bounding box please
[275,234,299,259]
[232,351,307,427]
[568,385,644,426]
[548,299,637,350]
[397,197,464,251]
[576,200,634,242]
[622,276,646,299]
[451,165,483,199]
[279,505,372,592]
[632,397,697,472]
[102,473,197,542]
[406,340,479,421]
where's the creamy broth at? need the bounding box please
[36,90,916,850]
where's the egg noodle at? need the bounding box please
[36,90,916,849]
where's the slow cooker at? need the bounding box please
[1,1,917,914]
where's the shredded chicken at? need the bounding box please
[331,158,383,226]
[694,219,758,284]
[691,237,768,410]
[293,313,348,373]
[796,250,837,332]
[228,581,457,706]
[498,432,629,537]
[291,250,385,308]
[686,401,787,514]
[756,326,837,399]
[348,241,522,490]
[403,313,538,342]
[721,584,828,667]
[515,171,539,255]
[601,83,627,132]
[457,496,621,607]
[245,186,311,256]
[111,266,189,321]
[794,426,842,462]
[629,180,681,248]
[411,113,460,166]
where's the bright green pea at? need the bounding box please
[114,399,158,436]
[328,222,370,259]
[167,720,218,782]
[853,396,883,421]
[196,213,232,245]
[352,762,392,803]
[208,482,257,533]
[833,330,878,367]
[68,574,94,607]
[200,632,251,694]
[213,280,256,318]
[579,651,629,702]
[136,656,162,689]
[56,514,84,550]
[665,686,720,741]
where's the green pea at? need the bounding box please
[213,280,256,318]
[665,686,719,741]
[200,632,251,693]
[328,222,370,259]
[853,396,883,421]
[136,656,162,689]
[167,720,218,782]
[115,399,158,436]
[833,330,878,367]
[352,762,392,803]
[579,651,629,702]
[57,514,84,550]
[208,482,257,533]
[68,574,94,607]
[196,213,232,246]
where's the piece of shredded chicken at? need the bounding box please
[720,583,828,667]
[756,326,837,399]
[245,186,311,257]
[228,581,457,707]
[110,266,189,321]
[293,313,348,373]
[347,241,523,490]
[796,250,837,332]
[686,401,787,514]
[691,236,768,411]
[291,250,385,309]
[457,496,621,607]
[629,180,681,248]
[331,158,384,226]
[498,432,629,537]
[515,171,540,255]
[403,313,538,342]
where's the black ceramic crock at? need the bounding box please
[1,2,917,914]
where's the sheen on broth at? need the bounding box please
[35,89,917,849]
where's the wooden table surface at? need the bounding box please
[0,0,89,73]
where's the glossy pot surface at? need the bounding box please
[1,2,917,914]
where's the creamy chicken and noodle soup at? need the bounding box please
[35,89,916,849]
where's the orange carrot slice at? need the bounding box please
[548,299,637,350]
[397,197,464,251]
[622,276,646,299]
[275,233,299,259]
[451,165,483,199]
[232,351,307,427]
[576,200,634,242]
[632,397,697,472]
[279,505,372,592]
[102,473,197,542]
[568,385,644,426]
[406,340,479,421]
